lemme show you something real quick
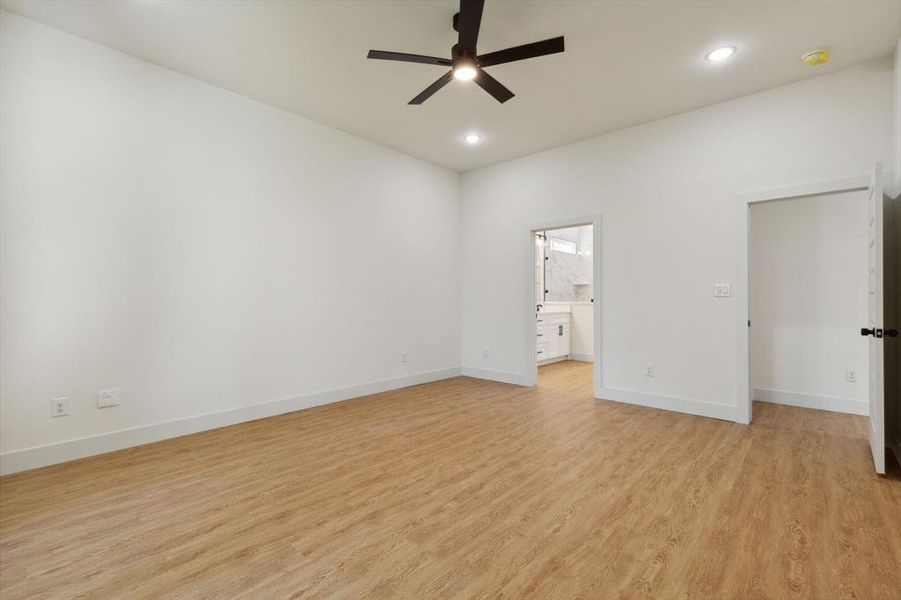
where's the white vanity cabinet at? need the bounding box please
[536,312,571,363]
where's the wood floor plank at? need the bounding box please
[1,361,899,599]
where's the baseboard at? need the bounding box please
[570,353,594,362]
[537,356,567,366]
[0,367,462,476]
[460,366,531,387]
[598,386,736,422]
[753,387,868,416]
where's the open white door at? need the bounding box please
[866,163,885,474]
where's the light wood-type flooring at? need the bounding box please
[1,361,900,598]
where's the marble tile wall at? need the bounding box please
[545,249,593,302]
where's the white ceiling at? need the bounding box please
[3,0,899,172]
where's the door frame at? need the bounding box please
[526,214,603,398]
[735,174,871,424]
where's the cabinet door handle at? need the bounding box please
[558,325,563,335]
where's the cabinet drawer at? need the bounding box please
[538,313,571,326]
[544,323,569,337]
[536,342,548,358]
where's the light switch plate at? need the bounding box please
[97,388,120,408]
[714,283,731,298]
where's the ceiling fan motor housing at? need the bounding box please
[452,43,478,68]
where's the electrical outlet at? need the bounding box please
[401,352,408,364]
[97,388,120,408]
[51,397,69,417]
[482,348,489,358]
[714,283,731,298]
[845,369,858,383]
[644,364,655,378]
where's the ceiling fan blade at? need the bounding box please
[367,50,452,67]
[477,36,565,67]
[457,0,485,50]
[408,71,454,104]
[474,69,514,103]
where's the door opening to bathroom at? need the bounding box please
[533,222,597,387]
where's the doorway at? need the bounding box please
[749,190,870,418]
[527,216,602,396]
[736,165,891,474]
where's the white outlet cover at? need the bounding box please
[644,364,655,377]
[52,397,68,417]
[97,388,120,408]
[845,369,858,383]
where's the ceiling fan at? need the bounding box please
[367,0,564,105]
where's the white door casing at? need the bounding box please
[866,163,886,475]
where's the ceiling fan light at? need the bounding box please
[453,65,477,81]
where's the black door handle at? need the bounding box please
[861,327,885,338]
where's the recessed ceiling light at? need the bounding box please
[705,46,736,62]
[464,133,481,145]
[453,65,478,81]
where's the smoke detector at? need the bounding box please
[800,49,830,67]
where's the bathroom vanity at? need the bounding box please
[536,310,571,364]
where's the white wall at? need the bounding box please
[750,192,869,415]
[0,13,461,472]
[893,38,901,197]
[461,59,894,419]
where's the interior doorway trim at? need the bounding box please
[526,214,603,399]
[735,174,870,424]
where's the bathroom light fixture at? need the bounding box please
[705,46,736,62]
[464,133,481,144]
